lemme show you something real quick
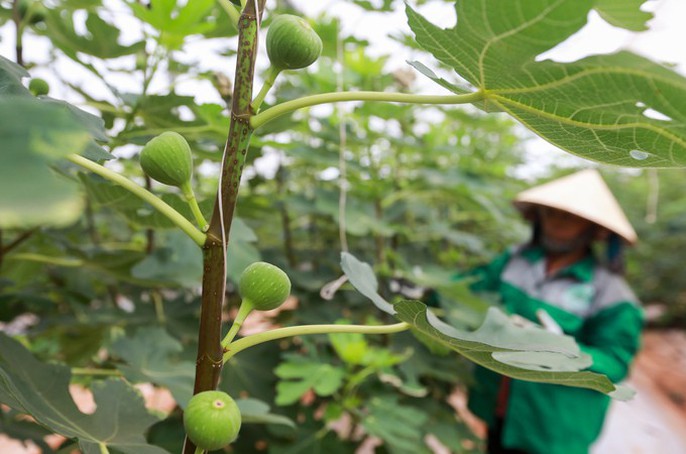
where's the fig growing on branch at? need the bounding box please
[139,131,193,188]
[28,78,50,96]
[239,261,291,311]
[266,14,323,71]
[183,391,242,451]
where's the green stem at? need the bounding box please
[221,300,254,348]
[119,125,225,140]
[250,90,486,130]
[9,253,83,267]
[251,66,282,112]
[181,181,209,231]
[98,443,109,454]
[11,0,24,67]
[343,365,377,396]
[151,291,166,324]
[67,154,206,247]
[223,322,410,361]
[217,0,240,28]
[71,368,122,377]
[84,101,121,114]
[0,229,37,255]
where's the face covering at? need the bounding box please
[540,226,596,255]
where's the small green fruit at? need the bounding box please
[184,391,241,451]
[266,14,322,71]
[139,132,193,187]
[239,262,291,311]
[28,78,50,96]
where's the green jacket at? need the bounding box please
[465,245,643,454]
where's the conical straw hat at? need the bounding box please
[513,169,637,245]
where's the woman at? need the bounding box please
[466,169,644,454]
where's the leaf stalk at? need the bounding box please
[223,322,410,361]
[221,300,254,348]
[67,154,206,247]
[181,181,209,231]
[251,66,281,112]
[250,90,486,129]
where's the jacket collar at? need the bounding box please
[520,245,595,283]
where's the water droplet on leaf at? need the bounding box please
[630,150,649,161]
[641,108,672,121]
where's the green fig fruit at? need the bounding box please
[139,132,193,188]
[184,391,241,451]
[266,14,323,71]
[239,262,291,311]
[28,78,50,96]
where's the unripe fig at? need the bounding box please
[28,78,50,96]
[139,132,193,187]
[239,262,291,311]
[266,14,322,71]
[184,391,241,451]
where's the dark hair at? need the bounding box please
[606,233,625,275]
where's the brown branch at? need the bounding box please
[276,165,296,267]
[184,2,266,453]
[0,229,37,266]
[11,0,24,67]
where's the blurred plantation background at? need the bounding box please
[0,0,685,453]
[608,169,686,326]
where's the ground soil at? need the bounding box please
[592,329,686,454]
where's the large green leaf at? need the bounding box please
[129,0,216,50]
[78,173,210,230]
[0,56,107,228]
[236,398,295,428]
[79,175,260,278]
[110,328,195,408]
[361,395,429,454]
[407,0,686,167]
[0,55,30,96]
[274,355,346,406]
[263,408,358,454]
[222,343,280,402]
[0,59,107,144]
[42,9,145,59]
[0,97,90,228]
[340,252,629,397]
[595,0,653,31]
[0,333,168,454]
[0,408,54,453]
[41,97,108,143]
[131,231,203,288]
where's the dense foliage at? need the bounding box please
[0,0,685,453]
